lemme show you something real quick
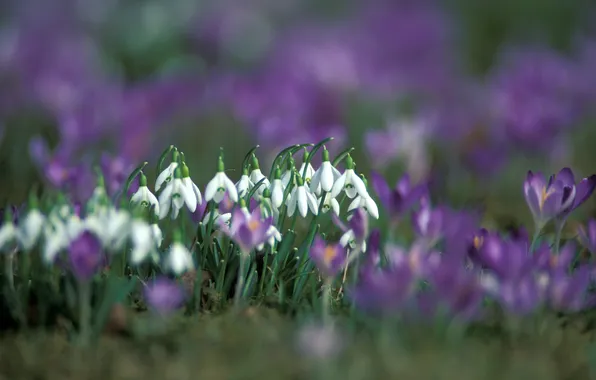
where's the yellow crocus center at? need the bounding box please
[473,236,484,250]
[539,186,554,210]
[323,246,337,265]
[248,219,260,232]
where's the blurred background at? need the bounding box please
[0,0,595,230]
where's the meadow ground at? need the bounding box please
[0,306,594,380]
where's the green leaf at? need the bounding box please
[91,276,138,339]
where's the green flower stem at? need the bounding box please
[4,250,14,291]
[322,277,333,325]
[234,252,249,309]
[78,281,92,346]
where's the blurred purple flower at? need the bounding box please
[144,277,186,315]
[309,237,346,279]
[495,276,543,315]
[100,153,133,197]
[490,48,584,150]
[350,256,414,314]
[426,256,485,320]
[365,115,433,178]
[476,234,535,281]
[577,219,596,255]
[545,266,591,311]
[371,171,428,221]
[68,230,103,282]
[220,207,272,254]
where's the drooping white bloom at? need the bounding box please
[165,242,194,275]
[286,176,319,218]
[257,225,282,251]
[270,167,285,209]
[249,156,270,197]
[86,207,131,251]
[202,209,232,228]
[159,168,197,220]
[129,220,159,264]
[205,157,238,203]
[330,155,368,199]
[259,192,279,222]
[235,168,254,198]
[18,208,45,250]
[347,194,379,219]
[181,162,202,211]
[310,148,341,195]
[318,193,340,216]
[0,219,17,252]
[130,173,160,216]
[155,162,179,192]
[42,213,84,263]
[151,222,163,247]
[339,229,367,253]
[297,161,316,185]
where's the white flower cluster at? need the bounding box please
[0,142,379,278]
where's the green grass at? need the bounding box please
[0,307,593,380]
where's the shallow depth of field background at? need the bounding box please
[0,0,595,229]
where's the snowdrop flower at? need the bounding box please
[151,220,163,247]
[42,213,84,263]
[281,157,297,189]
[86,207,131,251]
[159,167,197,220]
[205,156,238,203]
[348,194,380,219]
[340,229,367,254]
[165,239,194,275]
[181,162,202,210]
[319,193,340,216]
[130,172,160,216]
[202,209,232,228]
[286,174,319,218]
[155,162,179,192]
[260,189,279,221]
[310,147,341,196]
[249,154,270,197]
[236,167,254,198]
[129,219,159,264]
[297,149,316,187]
[257,225,282,251]
[270,166,285,209]
[330,155,368,199]
[0,211,17,252]
[18,207,45,250]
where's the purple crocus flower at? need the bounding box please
[545,266,591,312]
[495,276,543,315]
[309,237,346,279]
[219,207,272,254]
[551,168,596,222]
[412,198,443,245]
[349,257,414,314]
[144,277,186,315]
[577,219,596,255]
[68,231,103,282]
[476,234,535,281]
[332,207,369,248]
[523,170,575,229]
[371,171,428,220]
[100,153,133,197]
[426,256,485,320]
[490,48,583,150]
